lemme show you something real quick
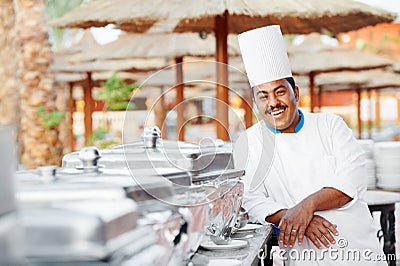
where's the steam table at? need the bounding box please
[189,224,273,266]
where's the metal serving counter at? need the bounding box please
[189,224,274,266]
[9,126,246,265]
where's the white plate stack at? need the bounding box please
[358,139,376,189]
[373,141,400,189]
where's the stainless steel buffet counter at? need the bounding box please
[9,126,246,265]
[189,224,274,266]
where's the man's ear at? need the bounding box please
[294,86,300,101]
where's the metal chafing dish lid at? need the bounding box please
[15,167,178,206]
[61,146,193,185]
[16,182,127,204]
[62,127,235,178]
[19,198,152,261]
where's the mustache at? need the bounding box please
[265,104,287,115]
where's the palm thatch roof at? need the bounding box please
[68,33,240,63]
[288,34,394,75]
[54,71,141,85]
[52,57,166,73]
[55,29,98,55]
[136,58,246,87]
[317,70,400,91]
[50,0,395,36]
[52,30,167,82]
[393,62,400,73]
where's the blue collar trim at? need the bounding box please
[265,109,304,134]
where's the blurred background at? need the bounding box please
[0,0,399,169]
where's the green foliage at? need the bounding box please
[37,105,65,129]
[87,127,109,146]
[97,140,120,149]
[97,73,138,111]
[87,127,119,148]
[45,0,84,49]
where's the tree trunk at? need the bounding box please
[14,0,62,169]
[0,1,18,126]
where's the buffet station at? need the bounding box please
[0,126,273,265]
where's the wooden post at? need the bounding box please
[309,72,315,113]
[375,90,381,132]
[68,82,75,151]
[356,88,362,139]
[84,72,93,145]
[367,89,372,139]
[317,86,322,112]
[215,11,229,140]
[159,87,167,138]
[175,56,184,140]
[244,88,253,128]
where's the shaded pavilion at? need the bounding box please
[50,0,395,140]
[304,69,400,138]
[288,33,394,112]
[68,32,242,140]
[52,31,166,146]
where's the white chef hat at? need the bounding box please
[238,25,292,87]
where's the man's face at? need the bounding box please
[253,79,300,133]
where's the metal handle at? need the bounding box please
[142,126,161,149]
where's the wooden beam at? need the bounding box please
[356,88,361,139]
[375,90,381,132]
[215,11,229,141]
[244,88,253,128]
[175,56,184,141]
[68,82,75,151]
[309,72,315,113]
[367,89,372,139]
[317,86,322,112]
[84,72,93,145]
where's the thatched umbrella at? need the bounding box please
[68,33,240,62]
[50,0,395,140]
[68,32,243,140]
[53,31,166,146]
[288,33,394,112]
[53,30,99,150]
[52,56,165,145]
[393,63,400,73]
[315,70,400,138]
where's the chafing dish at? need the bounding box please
[16,148,202,266]
[31,125,245,264]
[0,126,22,266]
[15,172,162,263]
[62,126,245,250]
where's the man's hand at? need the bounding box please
[278,202,314,248]
[305,215,338,249]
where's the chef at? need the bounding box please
[234,25,385,265]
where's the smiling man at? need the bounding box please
[234,25,385,265]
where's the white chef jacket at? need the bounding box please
[234,111,386,265]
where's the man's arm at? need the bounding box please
[276,187,351,248]
[266,205,340,249]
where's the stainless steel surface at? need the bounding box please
[0,212,23,265]
[26,227,161,265]
[191,224,273,265]
[0,125,17,216]
[237,207,249,229]
[16,182,127,204]
[20,199,139,260]
[24,126,246,265]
